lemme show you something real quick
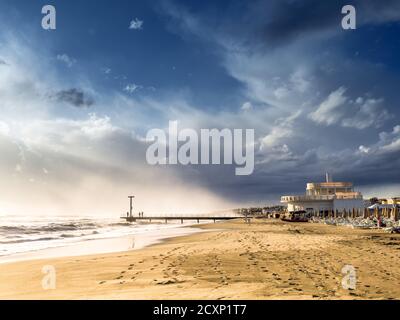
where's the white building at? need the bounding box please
[281,174,364,213]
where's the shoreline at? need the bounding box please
[0,219,399,300]
[0,222,211,265]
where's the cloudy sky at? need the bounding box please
[0,0,400,216]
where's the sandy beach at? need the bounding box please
[0,219,399,300]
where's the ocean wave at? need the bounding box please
[0,237,60,244]
[60,234,76,238]
[0,221,101,235]
[109,222,133,227]
[0,217,183,259]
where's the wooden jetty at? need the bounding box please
[121,215,239,224]
[121,195,241,224]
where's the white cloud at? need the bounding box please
[129,18,144,30]
[102,67,111,74]
[124,83,142,94]
[358,145,370,154]
[241,101,252,111]
[378,125,400,153]
[290,69,311,93]
[260,111,301,153]
[56,53,76,67]
[341,98,391,130]
[309,88,391,129]
[356,125,400,156]
[309,87,347,126]
[273,86,290,99]
[0,121,10,136]
[0,36,237,215]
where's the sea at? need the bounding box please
[0,215,201,263]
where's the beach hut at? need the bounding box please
[394,206,399,222]
[363,207,368,219]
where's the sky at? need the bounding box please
[0,0,400,216]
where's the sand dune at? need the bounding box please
[0,219,399,300]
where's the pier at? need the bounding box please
[120,195,242,224]
[120,215,240,224]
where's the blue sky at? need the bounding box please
[1,0,242,109]
[0,0,400,215]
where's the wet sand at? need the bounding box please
[0,219,399,300]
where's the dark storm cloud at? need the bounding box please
[232,0,400,48]
[175,141,400,204]
[339,153,400,187]
[254,0,343,46]
[55,88,94,108]
[159,0,400,202]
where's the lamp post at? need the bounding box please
[128,196,135,218]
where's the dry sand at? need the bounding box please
[0,219,399,300]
